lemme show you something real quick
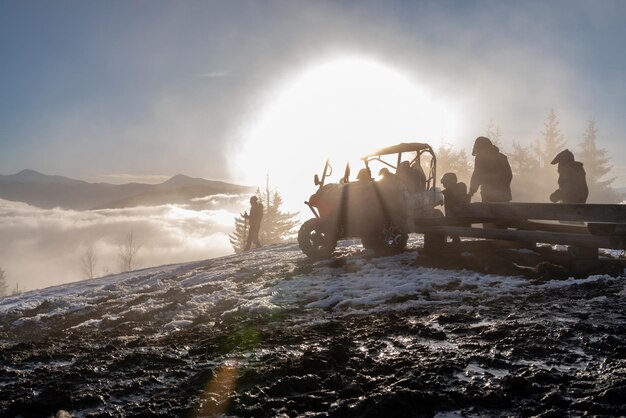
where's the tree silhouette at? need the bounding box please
[578,120,623,203]
[229,178,299,253]
[228,215,248,254]
[11,283,21,296]
[509,141,539,175]
[118,232,141,272]
[0,267,8,297]
[81,245,97,279]
[509,141,542,202]
[436,144,473,185]
[259,185,300,245]
[485,120,503,148]
[534,109,567,168]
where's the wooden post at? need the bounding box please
[422,232,446,255]
[568,246,599,275]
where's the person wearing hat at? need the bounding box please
[356,167,373,182]
[441,172,470,217]
[243,195,264,250]
[396,160,425,193]
[441,172,470,243]
[469,136,513,202]
[549,149,588,203]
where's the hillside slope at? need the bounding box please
[1,239,625,416]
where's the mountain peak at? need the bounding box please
[158,174,210,189]
[169,174,193,182]
[14,169,46,179]
[17,169,43,176]
[1,169,85,185]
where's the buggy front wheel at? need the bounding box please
[298,218,337,259]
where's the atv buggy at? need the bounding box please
[298,142,444,259]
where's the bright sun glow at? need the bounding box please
[235,56,462,214]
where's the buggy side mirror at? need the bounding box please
[314,174,320,186]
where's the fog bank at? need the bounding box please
[0,195,249,292]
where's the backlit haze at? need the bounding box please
[2,1,626,290]
[235,56,461,211]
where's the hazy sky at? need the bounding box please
[1,0,625,186]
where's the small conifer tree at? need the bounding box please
[578,120,623,203]
[229,177,299,253]
[0,267,8,298]
[436,144,473,185]
[485,120,503,148]
[228,215,248,254]
[534,109,567,168]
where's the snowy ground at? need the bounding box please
[1,238,625,417]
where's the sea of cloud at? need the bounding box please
[0,194,249,292]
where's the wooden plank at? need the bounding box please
[414,217,590,234]
[499,220,589,234]
[414,225,626,250]
[452,202,626,223]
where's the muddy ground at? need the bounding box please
[1,240,625,417]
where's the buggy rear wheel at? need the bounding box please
[362,222,408,255]
[298,218,337,259]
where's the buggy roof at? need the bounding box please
[362,142,432,159]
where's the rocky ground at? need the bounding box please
[1,239,625,417]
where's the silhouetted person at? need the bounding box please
[356,167,372,182]
[469,136,512,202]
[549,149,588,203]
[397,161,424,193]
[243,196,263,250]
[441,172,469,217]
[378,167,404,188]
[378,167,393,179]
[410,161,427,191]
[441,172,470,243]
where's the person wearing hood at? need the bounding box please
[469,136,513,202]
[243,195,264,250]
[549,149,588,203]
[441,172,470,243]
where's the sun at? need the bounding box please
[234,56,461,214]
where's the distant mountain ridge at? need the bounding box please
[1,169,88,185]
[0,170,253,210]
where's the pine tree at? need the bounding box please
[534,109,567,168]
[229,178,300,253]
[436,144,473,185]
[578,120,623,203]
[485,120,503,148]
[258,179,300,245]
[509,141,544,202]
[228,215,248,254]
[509,141,539,176]
[0,267,8,297]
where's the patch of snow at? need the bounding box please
[164,320,193,330]
[70,318,102,329]
[1,240,621,340]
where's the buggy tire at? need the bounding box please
[363,222,408,255]
[298,218,337,259]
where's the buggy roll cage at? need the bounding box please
[362,142,438,199]
[306,142,439,218]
